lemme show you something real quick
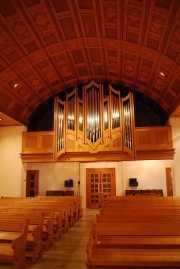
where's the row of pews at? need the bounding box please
[0,195,83,269]
[86,195,180,269]
[125,189,163,196]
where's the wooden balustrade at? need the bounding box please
[21,126,174,162]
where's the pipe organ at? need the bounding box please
[21,80,174,162]
[54,97,65,157]
[85,85,101,143]
[54,80,135,158]
[122,93,135,157]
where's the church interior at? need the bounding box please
[0,0,180,268]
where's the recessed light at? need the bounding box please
[160,71,165,77]
[0,118,3,121]
[14,83,18,88]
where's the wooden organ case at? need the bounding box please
[21,80,174,163]
[54,80,135,161]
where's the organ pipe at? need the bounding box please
[54,80,135,156]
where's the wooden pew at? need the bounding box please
[0,195,83,227]
[22,200,64,240]
[0,206,54,251]
[0,197,67,241]
[0,219,29,269]
[0,197,82,269]
[93,235,180,249]
[87,221,180,268]
[105,196,180,205]
[19,207,55,250]
[1,196,70,234]
[86,196,180,269]
[0,212,44,263]
[90,221,180,236]
[96,212,180,223]
[36,196,83,227]
[87,248,180,269]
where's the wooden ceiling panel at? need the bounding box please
[103,1,117,24]
[77,65,89,77]
[60,17,77,39]
[0,91,13,108]
[71,49,85,64]
[81,15,97,37]
[171,78,180,95]
[78,0,93,9]
[0,0,179,127]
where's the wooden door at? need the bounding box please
[166,167,173,196]
[86,168,116,208]
[26,170,39,197]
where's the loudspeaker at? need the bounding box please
[129,178,138,187]
[64,179,73,187]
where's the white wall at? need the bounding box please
[0,126,26,197]
[27,160,171,208]
[27,161,123,208]
[27,162,80,196]
[122,160,172,196]
[170,117,180,196]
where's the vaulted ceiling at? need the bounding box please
[0,0,180,128]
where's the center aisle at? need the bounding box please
[29,209,98,269]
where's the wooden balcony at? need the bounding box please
[20,126,174,163]
[135,126,174,160]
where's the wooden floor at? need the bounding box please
[28,209,98,269]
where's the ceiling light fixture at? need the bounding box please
[160,71,165,77]
[14,83,18,88]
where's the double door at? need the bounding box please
[86,168,116,208]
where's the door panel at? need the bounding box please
[86,168,116,208]
[166,167,173,196]
[86,170,101,209]
[26,170,39,197]
[101,171,116,204]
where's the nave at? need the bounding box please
[28,209,98,269]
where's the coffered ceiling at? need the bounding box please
[0,0,180,128]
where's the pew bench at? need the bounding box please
[87,247,180,269]
[87,196,180,268]
[90,222,180,236]
[21,200,67,237]
[36,195,83,223]
[93,235,180,249]
[0,219,29,269]
[100,207,180,217]
[0,212,44,263]
[0,207,54,251]
[96,213,180,223]
[86,221,180,269]
[33,198,74,230]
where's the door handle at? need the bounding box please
[98,183,103,194]
[98,183,100,193]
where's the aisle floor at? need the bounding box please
[29,209,98,269]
